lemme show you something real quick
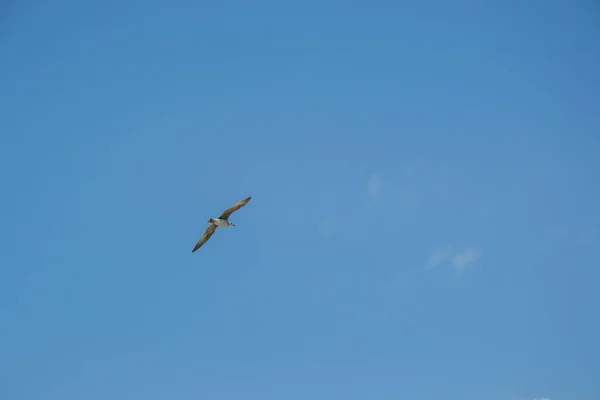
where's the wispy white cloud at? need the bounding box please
[452,246,483,273]
[425,245,453,269]
[425,245,483,273]
[367,174,383,202]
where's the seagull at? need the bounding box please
[191,196,251,252]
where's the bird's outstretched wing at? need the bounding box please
[218,196,251,220]
[192,224,218,252]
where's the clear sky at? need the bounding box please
[1,1,599,399]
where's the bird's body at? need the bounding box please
[192,196,251,252]
[207,218,233,227]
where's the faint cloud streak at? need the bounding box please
[425,245,483,273]
[425,245,453,269]
[452,246,483,273]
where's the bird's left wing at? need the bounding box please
[192,224,218,252]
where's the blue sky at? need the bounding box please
[1,1,599,399]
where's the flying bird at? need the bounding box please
[192,196,251,252]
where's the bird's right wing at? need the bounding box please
[192,224,218,252]
[218,196,251,220]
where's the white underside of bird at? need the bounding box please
[208,218,234,227]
